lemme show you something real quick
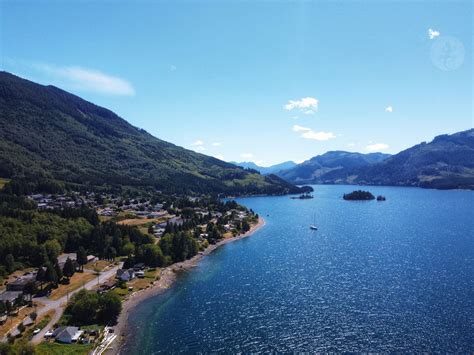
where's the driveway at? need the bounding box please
[29,263,122,344]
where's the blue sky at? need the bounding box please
[1,0,472,165]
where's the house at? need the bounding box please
[22,316,34,326]
[97,279,116,294]
[6,274,36,292]
[133,263,145,271]
[153,227,165,238]
[53,326,83,344]
[168,216,184,226]
[87,255,98,263]
[116,269,135,282]
[148,211,167,218]
[0,291,23,304]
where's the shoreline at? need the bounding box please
[108,217,266,354]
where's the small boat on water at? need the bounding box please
[310,214,318,230]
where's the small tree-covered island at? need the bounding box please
[343,190,375,201]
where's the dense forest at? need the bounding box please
[0,179,255,282]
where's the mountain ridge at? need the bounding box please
[277,131,474,190]
[0,72,307,195]
[277,151,390,184]
[231,161,297,175]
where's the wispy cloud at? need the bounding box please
[347,142,356,147]
[32,63,135,96]
[428,28,440,40]
[170,65,177,71]
[365,143,389,152]
[292,125,335,141]
[191,140,204,146]
[385,106,393,113]
[284,97,319,114]
[240,153,254,159]
[301,130,336,141]
[213,154,225,160]
[194,146,206,152]
[292,124,311,132]
[211,142,222,147]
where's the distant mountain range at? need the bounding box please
[277,152,390,184]
[0,72,307,196]
[277,129,474,190]
[231,161,297,175]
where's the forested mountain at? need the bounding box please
[231,161,297,175]
[278,130,474,190]
[350,129,474,189]
[0,72,306,195]
[277,151,390,184]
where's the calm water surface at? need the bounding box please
[122,185,474,353]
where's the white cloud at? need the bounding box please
[365,143,389,152]
[211,142,222,147]
[284,97,319,113]
[292,124,336,141]
[385,106,393,113]
[240,153,254,159]
[347,142,356,147]
[170,65,177,71]
[213,154,225,160]
[292,124,311,132]
[194,146,206,152]
[191,140,204,146]
[428,28,440,40]
[301,130,336,141]
[33,63,135,96]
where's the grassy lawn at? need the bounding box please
[112,286,129,300]
[0,178,10,189]
[36,342,94,355]
[84,259,114,272]
[127,268,160,291]
[111,269,161,300]
[50,273,96,300]
[0,304,36,338]
[117,216,167,226]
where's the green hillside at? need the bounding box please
[0,72,306,195]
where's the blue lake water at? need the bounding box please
[122,185,474,353]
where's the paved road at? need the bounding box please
[30,263,122,344]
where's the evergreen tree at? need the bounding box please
[76,247,88,271]
[63,257,75,278]
[36,267,46,290]
[54,262,63,282]
[45,262,58,286]
[4,254,14,274]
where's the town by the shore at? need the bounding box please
[107,217,266,354]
